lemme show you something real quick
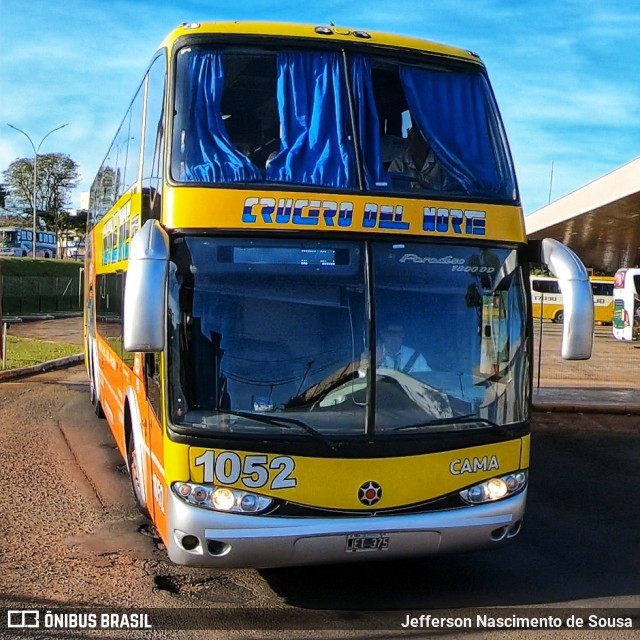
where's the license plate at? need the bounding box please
[345,533,390,552]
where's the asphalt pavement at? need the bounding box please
[2,314,640,413]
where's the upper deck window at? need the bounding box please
[172,44,517,202]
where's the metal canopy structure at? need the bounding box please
[525,157,640,274]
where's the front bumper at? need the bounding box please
[164,488,526,568]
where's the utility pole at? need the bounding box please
[7,123,68,258]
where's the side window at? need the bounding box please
[533,280,560,295]
[122,86,144,195]
[96,272,124,359]
[95,148,119,214]
[89,82,144,227]
[112,85,144,200]
[592,282,613,296]
[142,52,166,221]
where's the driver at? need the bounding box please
[376,317,430,374]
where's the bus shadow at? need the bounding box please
[260,529,638,610]
[260,415,640,609]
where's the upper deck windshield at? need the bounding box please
[171,43,517,202]
[168,237,530,440]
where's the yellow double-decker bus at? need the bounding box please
[85,22,593,568]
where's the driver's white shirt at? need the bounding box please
[378,345,430,373]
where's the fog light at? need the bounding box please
[181,534,199,551]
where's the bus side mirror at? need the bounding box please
[123,219,169,352]
[531,238,593,360]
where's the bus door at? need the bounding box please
[613,269,640,340]
[143,352,167,528]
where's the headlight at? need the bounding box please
[459,470,527,505]
[172,482,273,513]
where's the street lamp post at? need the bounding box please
[7,123,68,258]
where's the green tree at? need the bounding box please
[2,153,81,250]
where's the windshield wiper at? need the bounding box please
[394,414,511,437]
[216,408,338,452]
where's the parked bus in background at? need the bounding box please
[531,275,614,325]
[0,226,57,258]
[612,268,640,340]
[84,22,593,569]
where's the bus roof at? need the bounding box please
[159,21,483,66]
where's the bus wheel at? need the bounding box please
[553,310,564,324]
[89,349,105,418]
[127,430,151,519]
[90,376,105,418]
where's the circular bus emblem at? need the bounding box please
[358,481,382,506]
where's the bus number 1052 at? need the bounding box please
[193,450,297,491]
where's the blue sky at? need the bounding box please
[0,0,639,214]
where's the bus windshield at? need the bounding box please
[168,237,529,437]
[171,44,517,202]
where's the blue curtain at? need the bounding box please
[350,56,389,191]
[400,67,512,196]
[266,52,355,188]
[182,50,261,183]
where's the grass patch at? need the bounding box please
[2,336,81,370]
[0,257,82,277]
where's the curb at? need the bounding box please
[533,402,640,415]
[0,353,84,382]
[2,312,82,324]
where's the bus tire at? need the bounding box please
[89,372,105,418]
[88,341,105,418]
[126,408,151,519]
[553,310,564,324]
